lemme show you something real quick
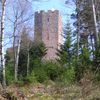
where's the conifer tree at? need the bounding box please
[57,22,72,67]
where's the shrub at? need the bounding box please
[45,61,62,81]
[33,65,49,83]
[32,61,75,84]
[23,71,37,84]
[6,63,14,85]
[60,66,75,84]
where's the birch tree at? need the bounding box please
[91,0,99,44]
[0,0,6,88]
[7,0,33,81]
[19,27,32,76]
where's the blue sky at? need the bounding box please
[4,0,75,50]
[32,0,75,24]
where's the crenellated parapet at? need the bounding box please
[35,10,59,16]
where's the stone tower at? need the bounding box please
[34,10,62,60]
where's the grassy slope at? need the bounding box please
[0,81,100,100]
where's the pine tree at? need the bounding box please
[57,22,72,67]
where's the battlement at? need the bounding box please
[35,10,59,15]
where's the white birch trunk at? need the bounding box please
[1,0,6,88]
[13,25,17,80]
[91,0,99,42]
[15,34,22,81]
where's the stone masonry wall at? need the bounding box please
[34,10,62,60]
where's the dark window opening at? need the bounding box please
[47,18,49,22]
[47,33,49,40]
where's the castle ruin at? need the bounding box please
[34,10,63,60]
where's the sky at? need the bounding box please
[4,0,75,50]
[32,0,75,24]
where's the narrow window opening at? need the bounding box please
[47,18,49,22]
[47,33,49,40]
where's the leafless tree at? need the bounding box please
[7,0,33,81]
[91,0,99,43]
[0,0,6,88]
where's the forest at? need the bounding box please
[0,0,100,100]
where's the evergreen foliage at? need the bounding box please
[57,22,72,67]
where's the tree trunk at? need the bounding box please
[76,0,80,62]
[13,24,17,79]
[12,23,18,81]
[91,0,99,43]
[1,0,6,88]
[27,48,30,76]
[14,34,22,82]
[90,33,95,60]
